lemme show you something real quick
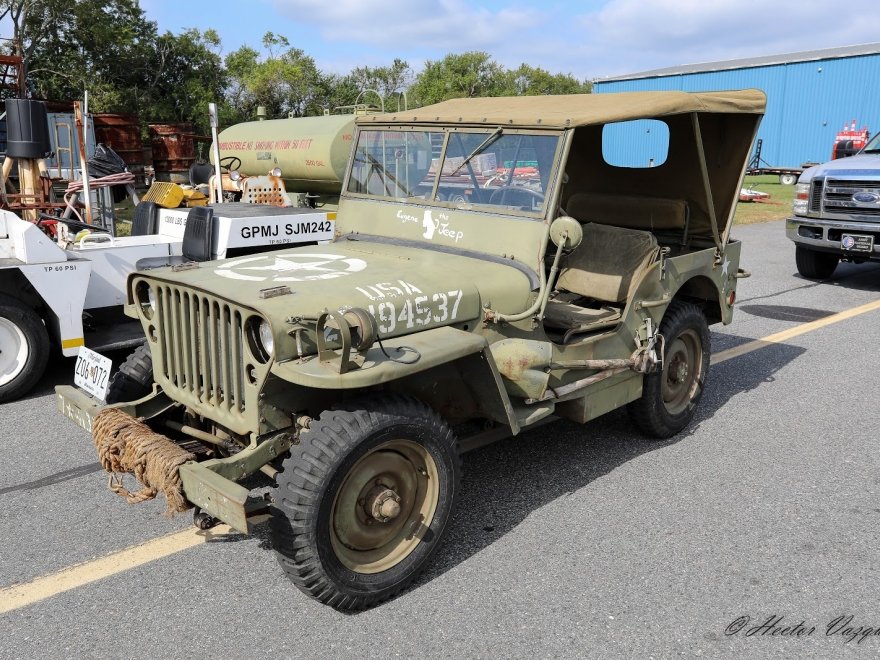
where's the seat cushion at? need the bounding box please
[556,223,658,303]
[543,300,620,330]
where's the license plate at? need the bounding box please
[74,347,113,400]
[841,233,874,252]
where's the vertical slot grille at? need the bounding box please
[156,285,247,419]
[809,180,823,213]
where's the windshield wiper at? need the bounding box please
[450,127,503,175]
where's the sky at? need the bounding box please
[143,0,880,81]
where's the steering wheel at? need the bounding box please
[488,186,545,209]
[219,156,242,172]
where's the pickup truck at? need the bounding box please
[787,132,880,278]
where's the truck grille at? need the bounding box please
[155,284,247,418]
[823,179,880,217]
[809,180,823,212]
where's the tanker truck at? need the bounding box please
[213,114,355,208]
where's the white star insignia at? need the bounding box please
[721,257,730,276]
[242,256,335,274]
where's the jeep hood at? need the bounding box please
[137,239,534,346]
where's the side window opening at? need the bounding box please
[602,119,670,168]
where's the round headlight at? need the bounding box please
[259,319,274,356]
[270,167,282,178]
[229,169,242,182]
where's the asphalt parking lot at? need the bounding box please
[2,218,880,658]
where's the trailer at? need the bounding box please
[745,139,804,185]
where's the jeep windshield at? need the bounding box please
[346,128,561,217]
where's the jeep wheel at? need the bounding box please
[0,295,49,403]
[105,343,153,404]
[628,301,709,439]
[271,395,460,611]
[795,246,838,279]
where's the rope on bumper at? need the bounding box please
[92,408,196,514]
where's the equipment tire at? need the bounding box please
[779,173,798,185]
[271,394,460,611]
[0,295,49,403]
[105,343,153,403]
[628,300,709,439]
[795,245,838,279]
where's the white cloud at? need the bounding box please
[577,0,880,77]
[270,0,540,53]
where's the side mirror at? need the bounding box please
[549,216,582,250]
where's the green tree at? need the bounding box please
[146,28,226,132]
[506,64,591,96]
[224,33,324,120]
[14,0,157,107]
[1,1,226,131]
[409,52,508,106]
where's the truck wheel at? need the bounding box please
[105,344,153,404]
[628,301,709,439]
[779,173,798,185]
[795,246,838,279]
[0,295,50,403]
[271,395,460,611]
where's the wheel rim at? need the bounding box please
[0,317,28,387]
[330,439,440,574]
[661,328,703,416]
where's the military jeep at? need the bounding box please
[57,89,765,611]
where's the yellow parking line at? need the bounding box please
[0,525,233,615]
[714,298,880,364]
[3,297,880,614]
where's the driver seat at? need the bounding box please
[543,222,659,342]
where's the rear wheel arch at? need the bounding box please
[673,275,722,325]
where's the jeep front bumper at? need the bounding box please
[56,385,286,533]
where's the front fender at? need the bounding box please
[270,325,488,389]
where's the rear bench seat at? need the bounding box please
[565,192,689,244]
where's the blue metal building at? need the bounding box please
[593,43,880,169]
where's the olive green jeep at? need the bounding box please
[57,89,765,610]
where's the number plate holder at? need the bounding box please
[841,233,874,253]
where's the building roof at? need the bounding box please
[596,42,880,83]
[358,89,766,129]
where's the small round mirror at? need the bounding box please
[549,216,582,250]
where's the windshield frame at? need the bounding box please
[342,124,565,220]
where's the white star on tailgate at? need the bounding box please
[721,257,730,276]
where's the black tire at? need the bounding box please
[0,295,49,403]
[271,394,460,611]
[779,173,798,185]
[795,246,838,279]
[628,301,710,439]
[105,343,153,404]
